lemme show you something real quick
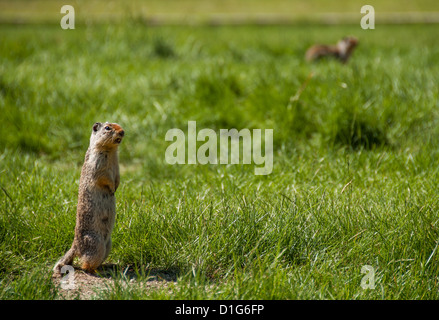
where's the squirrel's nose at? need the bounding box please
[119,130,125,137]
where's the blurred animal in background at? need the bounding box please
[305,36,358,63]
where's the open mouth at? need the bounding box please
[115,138,122,144]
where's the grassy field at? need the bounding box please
[1,17,439,300]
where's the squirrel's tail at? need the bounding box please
[53,246,76,274]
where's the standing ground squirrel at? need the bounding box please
[53,122,125,274]
[305,36,359,63]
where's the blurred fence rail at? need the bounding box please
[3,12,439,25]
[1,0,439,25]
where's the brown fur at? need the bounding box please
[305,36,358,63]
[53,122,124,274]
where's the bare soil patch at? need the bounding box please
[52,264,178,300]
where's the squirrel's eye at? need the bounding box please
[105,126,111,131]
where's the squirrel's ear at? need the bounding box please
[93,122,102,133]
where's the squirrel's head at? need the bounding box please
[90,122,125,150]
[341,36,359,47]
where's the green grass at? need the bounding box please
[1,21,439,299]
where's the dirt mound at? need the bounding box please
[52,264,177,300]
